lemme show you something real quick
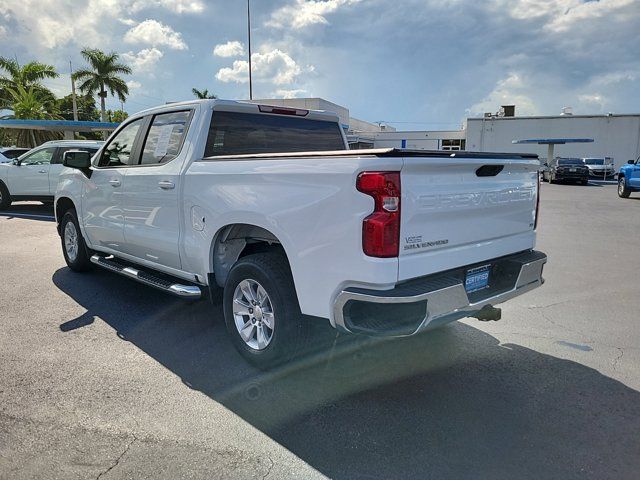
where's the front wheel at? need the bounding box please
[223,252,308,369]
[618,177,631,198]
[60,209,93,272]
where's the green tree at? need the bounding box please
[1,85,62,147]
[192,88,217,99]
[105,109,129,123]
[73,48,132,123]
[0,56,58,110]
[56,93,100,121]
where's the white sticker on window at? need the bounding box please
[154,124,174,157]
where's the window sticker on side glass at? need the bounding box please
[154,124,175,157]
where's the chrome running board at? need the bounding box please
[90,254,202,299]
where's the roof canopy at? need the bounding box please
[0,119,119,132]
[512,138,594,145]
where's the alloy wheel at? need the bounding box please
[232,279,275,350]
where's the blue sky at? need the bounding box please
[1,0,639,129]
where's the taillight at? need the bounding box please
[534,173,541,229]
[356,171,401,258]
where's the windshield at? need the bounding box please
[558,159,583,165]
[583,158,605,165]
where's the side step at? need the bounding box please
[90,254,202,299]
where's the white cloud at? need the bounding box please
[578,93,606,109]
[0,25,6,39]
[468,72,538,116]
[130,0,205,14]
[216,49,310,85]
[213,41,245,58]
[267,0,363,29]
[126,80,142,89]
[545,0,635,33]
[0,0,201,51]
[124,19,188,50]
[274,88,308,99]
[121,48,164,73]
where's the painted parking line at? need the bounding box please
[0,212,55,221]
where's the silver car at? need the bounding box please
[582,158,616,179]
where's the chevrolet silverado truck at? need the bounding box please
[618,156,640,198]
[55,99,547,367]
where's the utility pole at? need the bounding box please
[247,0,253,100]
[69,60,78,122]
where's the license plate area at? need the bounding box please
[465,264,491,293]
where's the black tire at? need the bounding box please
[60,209,93,272]
[581,179,589,185]
[223,252,308,369]
[0,181,11,210]
[618,177,631,198]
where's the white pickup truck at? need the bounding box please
[55,99,546,367]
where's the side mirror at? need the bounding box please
[12,158,20,166]
[628,160,635,164]
[63,150,92,169]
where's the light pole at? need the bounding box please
[247,0,253,100]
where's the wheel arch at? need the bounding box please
[55,197,77,234]
[209,223,292,288]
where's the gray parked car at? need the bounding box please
[582,157,616,179]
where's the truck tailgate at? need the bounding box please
[399,155,539,281]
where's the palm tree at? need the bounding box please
[192,88,217,99]
[1,85,62,147]
[73,48,132,123]
[0,56,58,109]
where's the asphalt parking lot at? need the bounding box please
[1,181,639,480]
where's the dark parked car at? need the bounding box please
[543,158,590,185]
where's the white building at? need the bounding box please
[466,114,640,168]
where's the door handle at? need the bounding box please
[38,170,47,174]
[158,180,175,190]
[109,179,121,187]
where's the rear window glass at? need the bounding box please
[204,111,346,157]
[558,159,583,165]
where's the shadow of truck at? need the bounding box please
[53,267,640,480]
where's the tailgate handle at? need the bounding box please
[476,165,504,177]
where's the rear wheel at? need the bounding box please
[60,209,93,271]
[223,252,308,369]
[618,177,631,198]
[0,182,11,210]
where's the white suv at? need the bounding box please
[0,140,103,209]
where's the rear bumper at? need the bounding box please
[555,172,589,180]
[333,250,547,336]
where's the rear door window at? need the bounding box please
[140,111,192,165]
[205,111,346,157]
